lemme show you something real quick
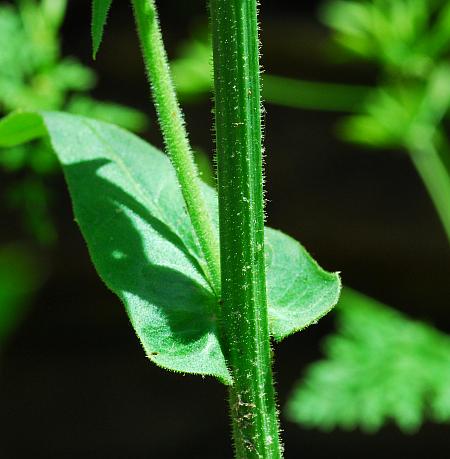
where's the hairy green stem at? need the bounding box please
[131,0,221,295]
[410,142,450,244]
[210,1,282,457]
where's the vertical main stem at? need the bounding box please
[210,1,282,458]
[131,0,221,295]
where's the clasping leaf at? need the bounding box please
[0,111,340,384]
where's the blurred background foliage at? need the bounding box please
[0,244,43,348]
[0,0,148,352]
[0,0,148,241]
[287,288,450,433]
[0,0,449,457]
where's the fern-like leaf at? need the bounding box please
[287,288,450,433]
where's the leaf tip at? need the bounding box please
[91,0,113,60]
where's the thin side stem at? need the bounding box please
[410,142,450,244]
[210,1,282,458]
[130,0,221,295]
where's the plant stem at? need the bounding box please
[210,1,282,457]
[130,0,221,295]
[409,142,450,244]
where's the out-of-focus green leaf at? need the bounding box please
[0,245,43,345]
[6,177,57,246]
[425,3,450,56]
[51,59,96,92]
[91,0,114,58]
[340,87,422,148]
[42,0,67,28]
[340,64,450,149]
[0,144,29,172]
[172,36,212,100]
[0,6,32,104]
[287,288,450,433]
[0,112,46,147]
[320,0,375,58]
[171,32,369,111]
[67,96,148,133]
[322,0,450,77]
[193,148,215,187]
[0,1,148,248]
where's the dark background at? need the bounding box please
[1,0,449,457]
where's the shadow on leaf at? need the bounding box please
[63,158,227,377]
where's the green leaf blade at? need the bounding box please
[0,110,231,384]
[91,0,113,59]
[0,110,340,383]
[265,228,341,341]
[0,111,45,147]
